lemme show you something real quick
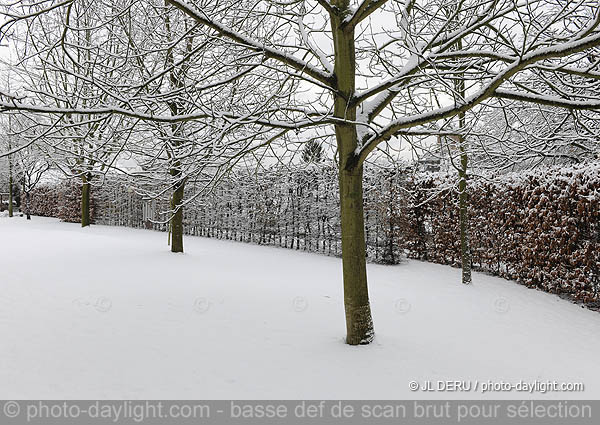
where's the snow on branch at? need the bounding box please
[165,0,335,87]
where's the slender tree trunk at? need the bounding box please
[170,178,185,253]
[455,54,472,284]
[26,193,30,220]
[7,115,13,217]
[332,2,374,345]
[458,145,472,284]
[24,180,30,220]
[81,175,91,227]
[8,156,13,218]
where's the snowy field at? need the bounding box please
[1,216,599,400]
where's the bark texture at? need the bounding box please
[25,192,31,220]
[339,166,374,344]
[81,175,91,227]
[8,169,13,218]
[458,149,472,285]
[170,179,185,253]
[332,1,374,344]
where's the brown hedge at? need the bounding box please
[402,164,599,306]
[26,163,599,306]
[28,181,95,223]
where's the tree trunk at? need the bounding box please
[163,1,188,254]
[8,165,13,218]
[25,191,30,220]
[81,175,91,227]
[7,117,13,217]
[455,51,472,284]
[458,147,472,284]
[170,179,185,253]
[332,3,374,345]
[339,165,374,345]
[450,23,472,285]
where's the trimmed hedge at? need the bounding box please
[26,186,59,217]
[27,163,600,306]
[28,181,94,223]
[405,164,599,306]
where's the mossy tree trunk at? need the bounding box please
[339,166,374,344]
[170,173,185,253]
[25,192,30,220]
[23,179,30,220]
[332,1,374,345]
[81,174,91,227]
[7,113,14,217]
[8,155,13,218]
[458,140,472,284]
[454,36,472,285]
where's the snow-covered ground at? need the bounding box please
[1,216,599,399]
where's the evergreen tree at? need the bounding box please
[301,139,324,164]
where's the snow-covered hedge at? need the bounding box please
[26,185,59,217]
[28,181,94,223]
[28,162,600,306]
[88,165,406,263]
[408,164,599,305]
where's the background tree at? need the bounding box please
[2,0,133,226]
[1,115,16,217]
[301,139,324,164]
[471,103,600,171]
[14,141,50,220]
